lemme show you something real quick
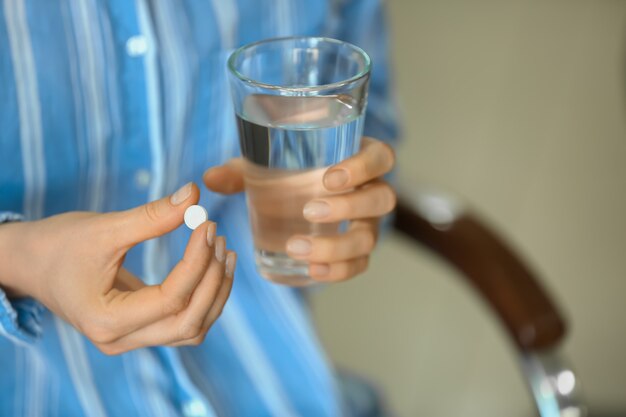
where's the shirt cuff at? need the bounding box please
[0,211,24,223]
[0,211,44,344]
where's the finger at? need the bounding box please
[202,250,236,328]
[97,240,231,353]
[158,221,216,302]
[309,256,370,283]
[173,237,227,342]
[91,222,214,343]
[203,158,245,195]
[323,137,395,191]
[169,250,236,347]
[303,180,396,223]
[107,182,200,248]
[286,219,378,263]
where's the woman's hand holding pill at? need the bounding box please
[0,182,236,354]
[204,136,396,283]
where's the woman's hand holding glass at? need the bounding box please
[204,136,396,283]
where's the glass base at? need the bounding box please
[255,250,316,287]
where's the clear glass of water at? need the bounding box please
[227,36,370,286]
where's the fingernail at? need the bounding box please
[287,238,312,256]
[324,169,349,189]
[206,222,216,246]
[303,200,331,220]
[170,182,192,205]
[225,252,237,277]
[215,237,226,263]
[310,264,330,277]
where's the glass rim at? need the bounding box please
[227,36,371,92]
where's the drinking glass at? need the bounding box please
[227,36,370,286]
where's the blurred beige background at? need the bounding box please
[311,1,626,416]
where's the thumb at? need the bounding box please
[113,182,200,248]
[203,158,245,195]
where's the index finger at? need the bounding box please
[323,137,395,191]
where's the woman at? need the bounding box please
[0,0,398,415]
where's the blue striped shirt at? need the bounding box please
[0,1,398,416]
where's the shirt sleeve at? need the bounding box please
[326,0,401,146]
[0,212,45,345]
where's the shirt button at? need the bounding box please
[134,169,151,189]
[126,35,148,56]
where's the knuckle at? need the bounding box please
[102,310,121,330]
[356,158,371,178]
[191,330,209,346]
[333,260,357,281]
[334,197,352,217]
[360,230,376,253]
[333,264,351,281]
[86,325,118,345]
[142,202,161,223]
[381,142,396,168]
[163,291,189,315]
[81,310,121,344]
[188,338,203,346]
[179,322,203,340]
[336,257,369,281]
[314,238,334,261]
[169,297,188,314]
[97,343,125,356]
[181,334,204,347]
[382,185,397,213]
[211,305,227,323]
[96,343,114,355]
[358,256,370,273]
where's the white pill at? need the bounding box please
[184,205,208,230]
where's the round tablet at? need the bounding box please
[184,205,208,230]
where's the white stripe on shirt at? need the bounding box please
[210,0,237,49]
[70,0,109,212]
[13,345,24,417]
[275,0,294,36]
[208,2,239,163]
[151,0,192,281]
[134,349,178,417]
[220,299,301,417]
[95,6,124,205]
[25,346,45,417]
[268,286,341,415]
[96,11,123,147]
[136,0,166,286]
[3,0,46,220]
[154,0,195,190]
[161,348,217,417]
[122,352,152,417]
[59,0,89,210]
[54,318,108,417]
